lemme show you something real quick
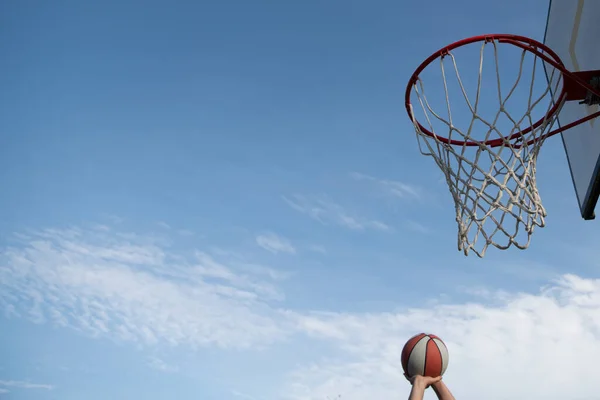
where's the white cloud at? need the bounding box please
[350,172,422,200]
[282,273,600,400]
[256,233,296,255]
[0,380,54,392]
[147,356,179,373]
[405,220,430,234]
[231,389,259,400]
[102,214,124,225]
[282,195,391,232]
[0,227,291,350]
[307,245,327,254]
[93,224,111,232]
[4,225,600,400]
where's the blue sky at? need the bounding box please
[2,0,600,399]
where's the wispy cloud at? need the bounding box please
[0,227,290,350]
[282,195,391,232]
[256,233,296,255]
[4,224,600,400]
[147,356,179,373]
[157,221,171,229]
[350,172,422,200]
[308,245,327,254]
[0,380,54,392]
[102,214,124,225]
[231,389,259,400]
[405,220,430,234]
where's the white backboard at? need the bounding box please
[544,0,600,219]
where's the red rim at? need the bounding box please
[405,34,568,148]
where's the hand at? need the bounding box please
[404,374,442,388]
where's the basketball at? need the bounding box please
[401,333,449,378]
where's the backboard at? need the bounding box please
[544,0,600,220]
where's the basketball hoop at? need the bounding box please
[405,34,600,257]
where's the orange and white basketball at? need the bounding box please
[401,333,449,378]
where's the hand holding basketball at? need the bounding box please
[405,374,442,388]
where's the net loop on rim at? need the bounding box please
[405,34,567,257]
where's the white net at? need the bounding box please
[407,38,565,257]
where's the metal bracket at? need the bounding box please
[579,76,600,105]
[565,70,600,102]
